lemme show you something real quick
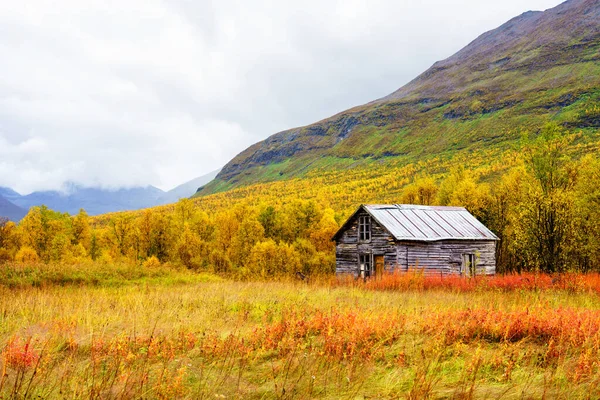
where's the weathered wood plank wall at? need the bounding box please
[396,240,496,275]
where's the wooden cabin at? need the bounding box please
[333,204,498,278]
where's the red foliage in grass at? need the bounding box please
[423,307,600,349]
[342,270,600,293]
[3,337,39,370]
[90,331,201,364]
[250,310,405,361]
[5,302,600,396]
[81,306,599,367]
[81,310,406,365]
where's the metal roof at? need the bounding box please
[343,204,498,241]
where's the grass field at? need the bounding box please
[2,264,600,399]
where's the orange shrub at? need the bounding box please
[250,309,405,361]
[422,307,600,351]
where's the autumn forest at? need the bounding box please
[1,124,599,279]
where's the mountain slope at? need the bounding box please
[197,0,600,195]
[0,195,27,221]
[384,0,600,102]
[158,169,221,205]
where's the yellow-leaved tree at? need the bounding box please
[71,209,91,253]
[401,177,438,205]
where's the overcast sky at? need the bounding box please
[0,0,563,194]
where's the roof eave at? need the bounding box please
[395,237,500,242]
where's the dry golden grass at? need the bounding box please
[2,267,600,398]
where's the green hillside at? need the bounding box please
[196,0,600,196]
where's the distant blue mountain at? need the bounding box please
[11,185,166,216]
[0,194,27,222]
[0,187,22,202]
[0,169,221,220]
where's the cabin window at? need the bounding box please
[463,253,477,276]
[358,215,371,241]
[359,253,373,279]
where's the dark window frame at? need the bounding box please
[358,215,371,242]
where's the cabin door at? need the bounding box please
[374,255,384,279]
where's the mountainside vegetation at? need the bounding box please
[199,0,600,195]
[1,124,599,275]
